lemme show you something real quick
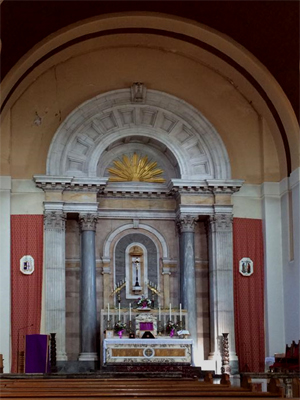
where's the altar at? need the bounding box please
[103,338,194,365]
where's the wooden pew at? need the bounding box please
[0,376,284,399]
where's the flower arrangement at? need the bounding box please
[166,321,179,337]
[136,295,152,309]
[114,321,126,333]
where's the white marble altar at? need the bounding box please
[103,338,193,365]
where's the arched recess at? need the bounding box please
[103,223,169,260]
[47,88,231,180]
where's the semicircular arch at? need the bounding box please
[47,88,231,180]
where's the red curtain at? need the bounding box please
[233,218,265,372]
[11,215,43,373]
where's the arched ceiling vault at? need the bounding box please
[1,13,299,178]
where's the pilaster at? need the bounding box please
[207,212,238,373]
[102,262,111,309]
[0,176,11,371]
[44,207,67,361]
[161,261,176,308]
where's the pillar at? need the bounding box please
[0,177,11,371]
[207,212,238,373]
[102,262,111,309]
[44,209,67,361]
[78,213,98,361]
[177,215,198,352]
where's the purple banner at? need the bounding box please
[140,322,153,331]
[25,334,49,373]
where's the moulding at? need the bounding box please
[289,167,300,190]
[0,176,11,190]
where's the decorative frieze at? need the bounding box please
[79,213,98,231]
[44,211,66,230]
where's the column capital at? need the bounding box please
[44,210,66,230]
[176,215,198,233]
[79,213,98,231]
[209,213,233,232]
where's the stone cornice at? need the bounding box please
[34,176,243,198]
[101,182,170,198]
[169,179,244,195]
[33,175,108,192]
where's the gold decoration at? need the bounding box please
[108,153,165,183]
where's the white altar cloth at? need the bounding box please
[103,338,194,365]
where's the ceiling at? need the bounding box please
[0,0,299,119]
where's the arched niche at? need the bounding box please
[47,88,231,181]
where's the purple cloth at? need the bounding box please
[140,322,153,331]
[25,334,49,373]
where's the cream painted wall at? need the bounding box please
[4,39,280,184]
[11,180,45,215]
[0,177,11,372]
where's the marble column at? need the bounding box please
[78,213,98,361]
[207,213,238,373]
[44,210,67,361]
[177,215,198,350]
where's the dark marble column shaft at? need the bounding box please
[79,213,98,361]
[177,215,198,348]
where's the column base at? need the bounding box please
[78,352,98,361]
[57,352,68,361]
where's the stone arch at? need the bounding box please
[103,223,169,260]
[47,89,231,180]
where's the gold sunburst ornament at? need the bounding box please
[108,153,165,183]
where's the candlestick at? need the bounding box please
[129,303,131,320]
[158,304,161,320]
[118,303,121,320]
[179,303,182,321]
[169,303,172,320]
[107,303,110,321]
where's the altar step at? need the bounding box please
[101,364,203,379]
[0,375,284,399]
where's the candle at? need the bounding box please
[169,303,172,320]
[107,303,110,321]
[180,303,182,321]
[158,304,161,320]
[118,302,121,321]
[129,303,131,320]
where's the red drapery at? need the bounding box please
[233,218,265,372]
[11,215,43,373]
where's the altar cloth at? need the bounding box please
[103,338,194,365]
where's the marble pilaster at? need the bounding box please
[78,213,98,361]
[44,209,68,361]
[102,263,111,309]
[162,265,171,309]
[207,212,238,373]
[177,215,198,350]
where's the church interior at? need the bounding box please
[0,1,299,398]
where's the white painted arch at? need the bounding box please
[47,89,231,181]
[103,223,169,260]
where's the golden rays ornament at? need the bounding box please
[108,153,165,183]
